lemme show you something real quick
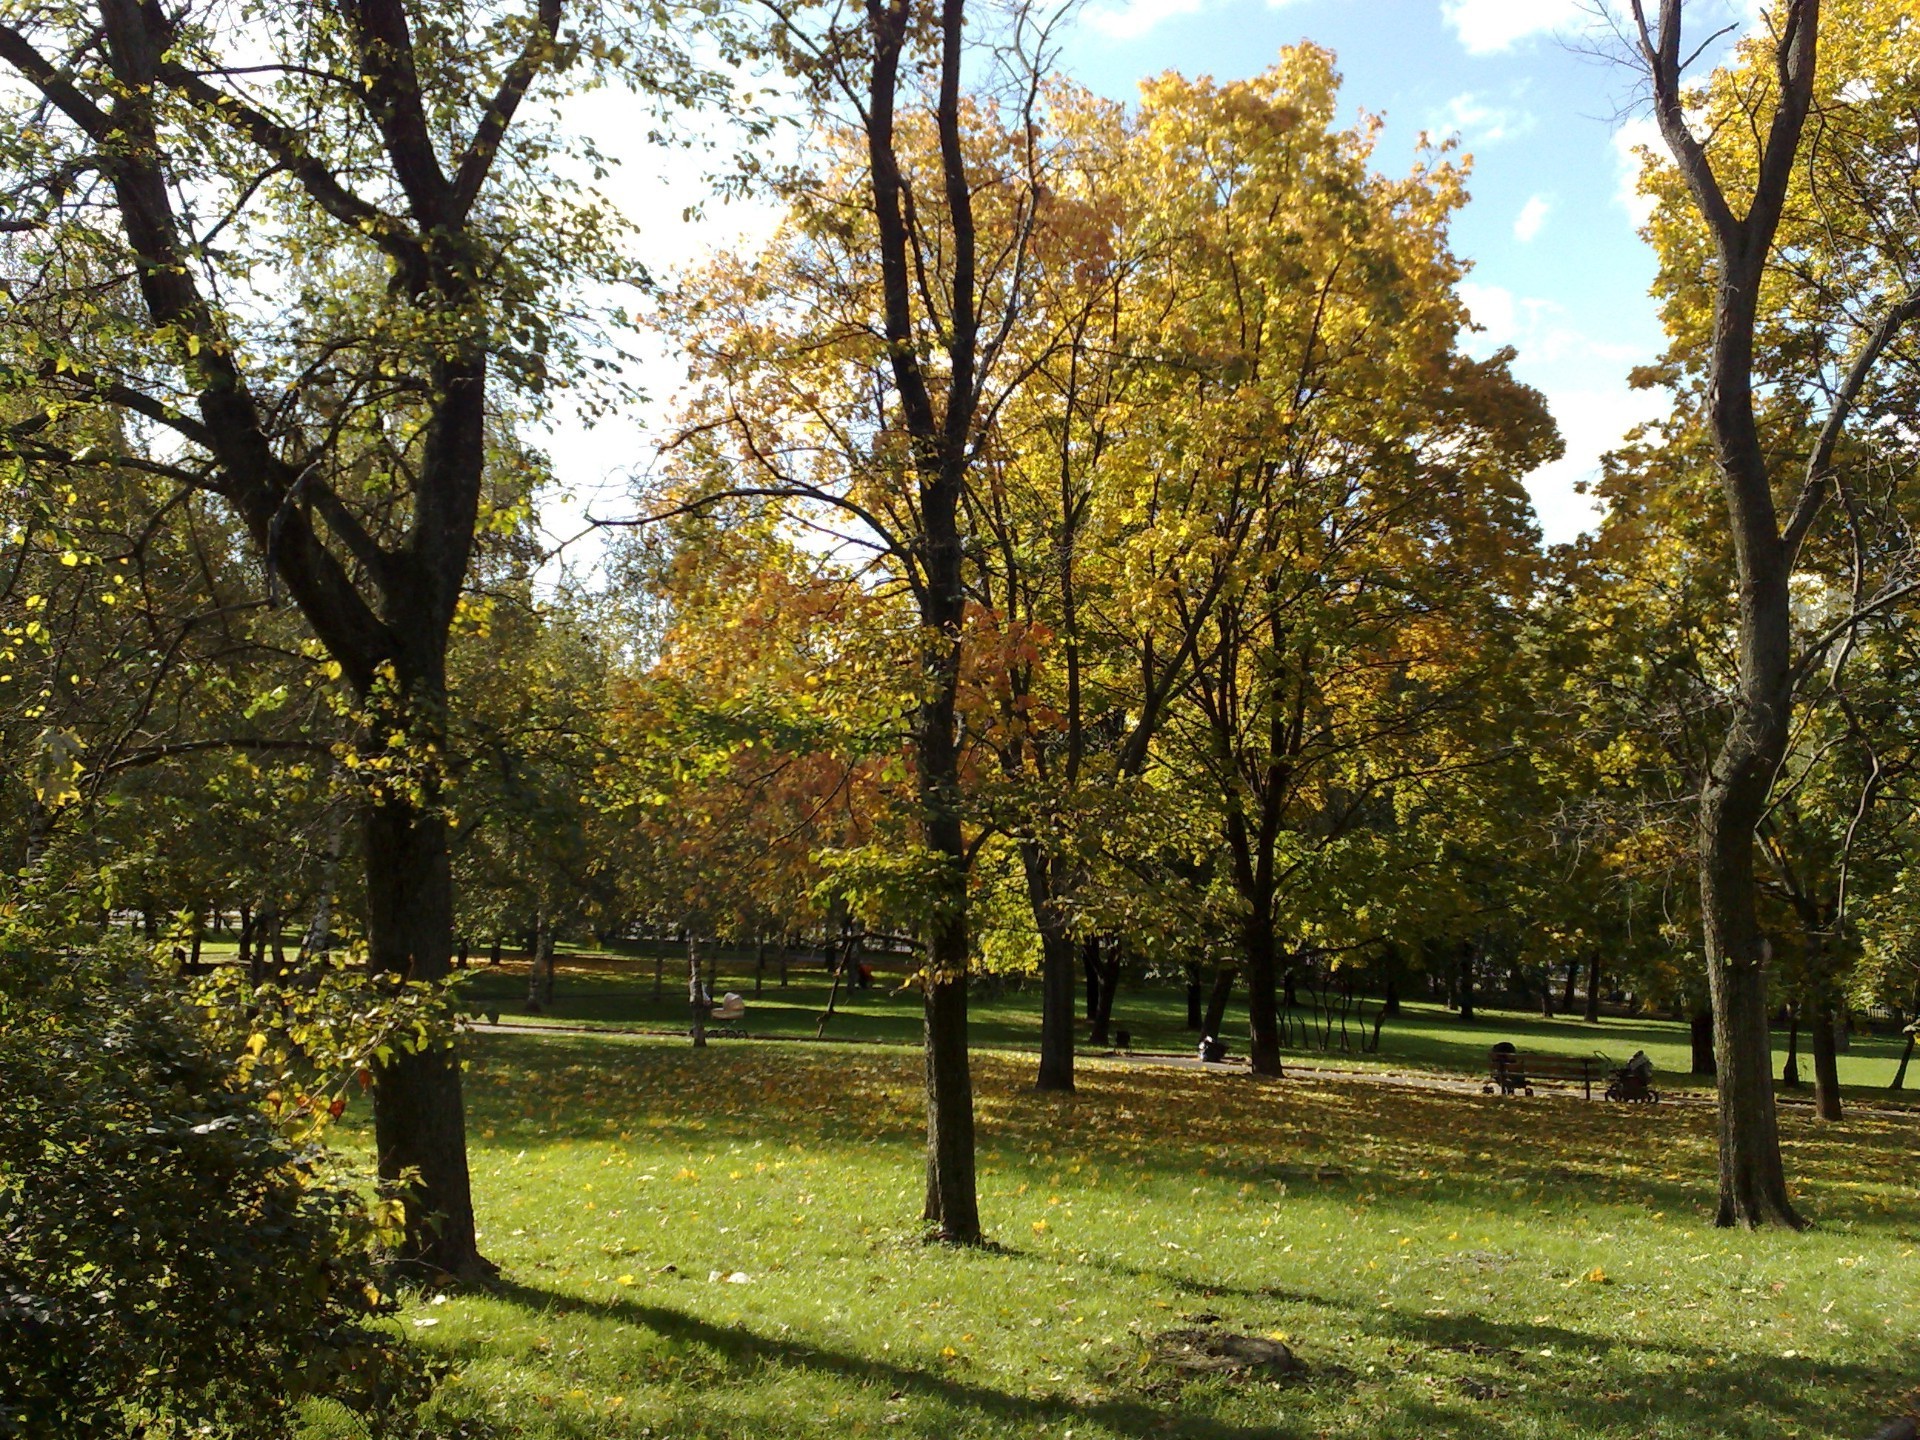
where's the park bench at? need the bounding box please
[1484,1046,1611,1100]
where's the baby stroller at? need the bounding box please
[1604,1050,1659,1103]
[710,991,748,1038]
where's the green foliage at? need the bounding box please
[0,935,425,1439]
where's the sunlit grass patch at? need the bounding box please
[353,1032,1918,1439]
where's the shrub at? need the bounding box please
[0,940,425,1438]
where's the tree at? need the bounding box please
[663,0,1074,1242]
[1624,0,1920,1226]
[0,0,692,1275]
[1133,51,1554,1076]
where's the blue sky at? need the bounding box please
[541,1,1758,563]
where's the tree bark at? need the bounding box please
[1891,1030,1914,1091]
[1809,994,1843,1121]
[1201,964,1236,1043]
[362,796,487,1280]
[1022,846,1075,1090]
[688,936,709,1048]
[1584,950,1602,1022]
[920,926,979,1243]
[1242,915,1283,1077]
[525,909,554,1012]
[1781,1001,1802,1088]
[1689,1006,1717,1076]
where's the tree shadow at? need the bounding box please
[483,1277,1315,1440]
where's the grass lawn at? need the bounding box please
[451,946,1919,1102]
[310,1030,1920,1439]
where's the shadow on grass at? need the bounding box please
[483,1278,1309,1440]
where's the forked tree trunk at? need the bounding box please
[362,795,486,1280]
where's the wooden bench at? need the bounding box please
[1484,1048,1610,1100]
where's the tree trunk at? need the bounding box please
[688,936,709,1048]
[754,938,766,996]
[1201,964,1236,1044]
[1540,965,1554,1018]
[920,922,979,1244]
[1891,1030,1914,1091]
[1185,963,1203,1030]
[525,910,554,1012]
[1584,950,1602,1022]
[1809,994,1843,1121]
[1690,1007,1717,1076]
[1562,957,1579,1014]
[1381,942,1402,1018]
[1781,1002,1802,1088]
[1242,914,1282,1077]
[1083,940,1105,1044]
[362,797,488,1280]
[1022,847,1075,1091]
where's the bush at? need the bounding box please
[0,940,426,1438]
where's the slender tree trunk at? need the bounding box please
[754,938,766,996]
[1540,965,1554,1018]
[1782,1001,1802,1088]
[525,909,554,1012]
[1690,1006,1717,1076]
[1809,993,1843,1121]
[1242,914,1282,1077]
[920,919,978,1243]
[1891,1030,1914,1091]
[1201,965,1236,1045]
[1022,847,1075,1090]
[1562,957,1579,1013]
[1584,950,1602,1023]
[688,935,710,1048]
[362,796,487,1280]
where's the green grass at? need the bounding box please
[454,948,1918,1102]
[321,1030,1920,1439]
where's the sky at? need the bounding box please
[536,0,1756,569]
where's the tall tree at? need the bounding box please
[1626,0,1920,1226]
[0,0,687,1275]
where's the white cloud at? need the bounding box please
[1522,384,1670,544]
[1432,91,1534,146]
[1611,114,1663,228]
[1513,194,1551,243]
[1442,0,1584,54]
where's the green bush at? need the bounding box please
[0,941,425,1438]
